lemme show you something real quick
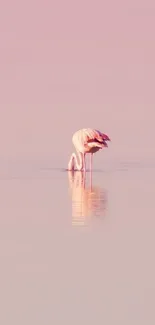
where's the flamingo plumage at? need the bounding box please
[68,128,111,172]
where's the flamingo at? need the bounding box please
[68,128,111,172]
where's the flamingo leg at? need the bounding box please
[90,153,93,172]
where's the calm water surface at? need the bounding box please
[0,159,155,324]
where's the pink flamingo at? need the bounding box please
[68,128,111,172]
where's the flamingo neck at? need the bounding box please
[68,152,83,171]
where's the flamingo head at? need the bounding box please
[101,133,111,147]
[102,133,111,141]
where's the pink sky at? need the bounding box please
[0,0,155,162]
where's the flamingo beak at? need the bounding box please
[103,140,108,147]
[102,134,111,147]
[106,135,111,141]
[103,134,111,142]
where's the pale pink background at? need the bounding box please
[0,0,155,164]
[0,2,155,324]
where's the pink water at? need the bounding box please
[0,159,155,324]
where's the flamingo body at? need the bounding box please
[68,128,111,171]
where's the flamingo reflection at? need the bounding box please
[68,171,107,227]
